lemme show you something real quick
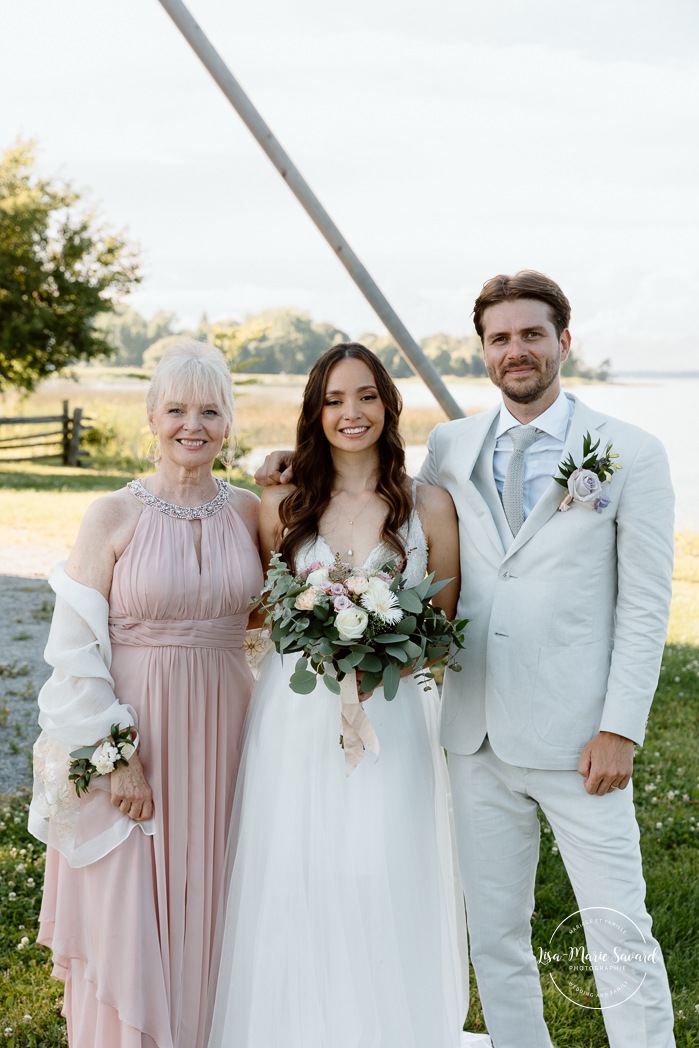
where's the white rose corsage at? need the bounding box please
[554,432,621,513]
[68,723,138,797]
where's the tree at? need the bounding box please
[358,333,413,378]
[562,348,611,381]
[95,305,176,367]
[420,333,486,377]
[217,309,348,374]
[0,139,141,393]
[142,334,188,372]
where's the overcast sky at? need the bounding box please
[2,0,698,370]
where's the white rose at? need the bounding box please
[306,567,330,587]
[567,468,602,504]
[120,740,136,762]
[91,741,120,775]
[335,605,369,641]
[92,755,115,775]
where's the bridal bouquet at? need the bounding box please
[259,552,468,702]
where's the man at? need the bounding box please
[420,270,675,1048]
[257,271,676,1047]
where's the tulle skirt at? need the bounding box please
[207,654,470,1048]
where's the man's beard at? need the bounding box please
[490,354,561,404]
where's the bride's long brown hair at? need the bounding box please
[278,343,411,572]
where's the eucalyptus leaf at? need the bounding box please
[324,674,341,694]
[345,650,366,668]
[289,669,319,694]
[383,663,401,701]
[358,653,383,673]
[360,671,382,694]
[413,577,432,601]
[69,745,96,760]
[397,589,424,614]
[424,576,452,599]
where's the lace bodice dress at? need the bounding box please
[207,502,472,1048]
[301,497,429,582]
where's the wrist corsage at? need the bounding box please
[555,432,621,513]
[68,724,138,797]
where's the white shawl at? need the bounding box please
[28,563,155,867]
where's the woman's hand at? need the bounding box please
[111,753,154,822]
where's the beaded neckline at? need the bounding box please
[127,477,229,520]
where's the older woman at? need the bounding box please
[29,341,263,1048]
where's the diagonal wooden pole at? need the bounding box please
[155,0,465,420]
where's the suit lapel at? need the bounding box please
[503,394,608,560]
[457,408,507,556]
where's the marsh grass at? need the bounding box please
[0,373,450,473]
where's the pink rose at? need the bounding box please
[295,586,320,611]
[567,468,602,506]
[346,575,369,594]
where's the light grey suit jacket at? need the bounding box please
[418,393,674,770]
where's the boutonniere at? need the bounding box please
[554,432,621,513]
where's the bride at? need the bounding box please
[207,343,489,1047]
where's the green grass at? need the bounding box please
[0,791,66,1046]
[0,457,697,1044]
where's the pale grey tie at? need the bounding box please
[502,426,541,535]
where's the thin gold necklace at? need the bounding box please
[336,490,375,557]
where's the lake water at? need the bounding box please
[243,376,697,531]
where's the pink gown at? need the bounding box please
[37,479,263,1048]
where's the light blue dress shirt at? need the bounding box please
[493,390,573,518]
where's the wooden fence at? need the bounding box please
[0,401,91,466]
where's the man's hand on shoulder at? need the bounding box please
[578,731,635,795]
[254,450,295,486]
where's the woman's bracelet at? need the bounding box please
[68,724,139,797]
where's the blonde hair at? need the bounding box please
[146,340,236,466]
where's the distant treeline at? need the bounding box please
[97,305,610,381]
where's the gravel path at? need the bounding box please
[0,572,55,795]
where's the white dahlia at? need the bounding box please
[361,577,403,625]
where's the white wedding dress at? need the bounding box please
[207,505,491,1047]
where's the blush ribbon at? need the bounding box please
[339,669,380,776]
